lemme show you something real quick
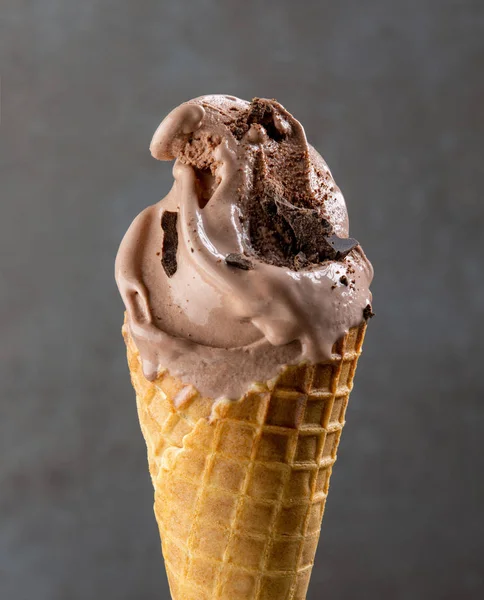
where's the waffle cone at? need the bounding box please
[124,321,367,600]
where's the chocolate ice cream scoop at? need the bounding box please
[115,95,373,398]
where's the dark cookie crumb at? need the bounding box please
[363,304,375,320]
[339,275,348,286]
[161,211,179,278]
[225,253,254,270]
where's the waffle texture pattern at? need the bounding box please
[125,321,366,600]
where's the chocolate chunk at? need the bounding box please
[225,253,254,270]
[324,235,359,260]
[363,304,375,320]
[161,211,178,278]
[339,275,349,286]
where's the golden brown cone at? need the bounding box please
[124,320,367,600]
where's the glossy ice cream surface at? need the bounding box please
[115,95,373,399]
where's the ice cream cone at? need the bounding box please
[124,320,367,600]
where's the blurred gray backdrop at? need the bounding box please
[1,1,483,599]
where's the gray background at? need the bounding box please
[1,1,483,599]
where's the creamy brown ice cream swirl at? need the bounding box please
[115,95,373,399]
